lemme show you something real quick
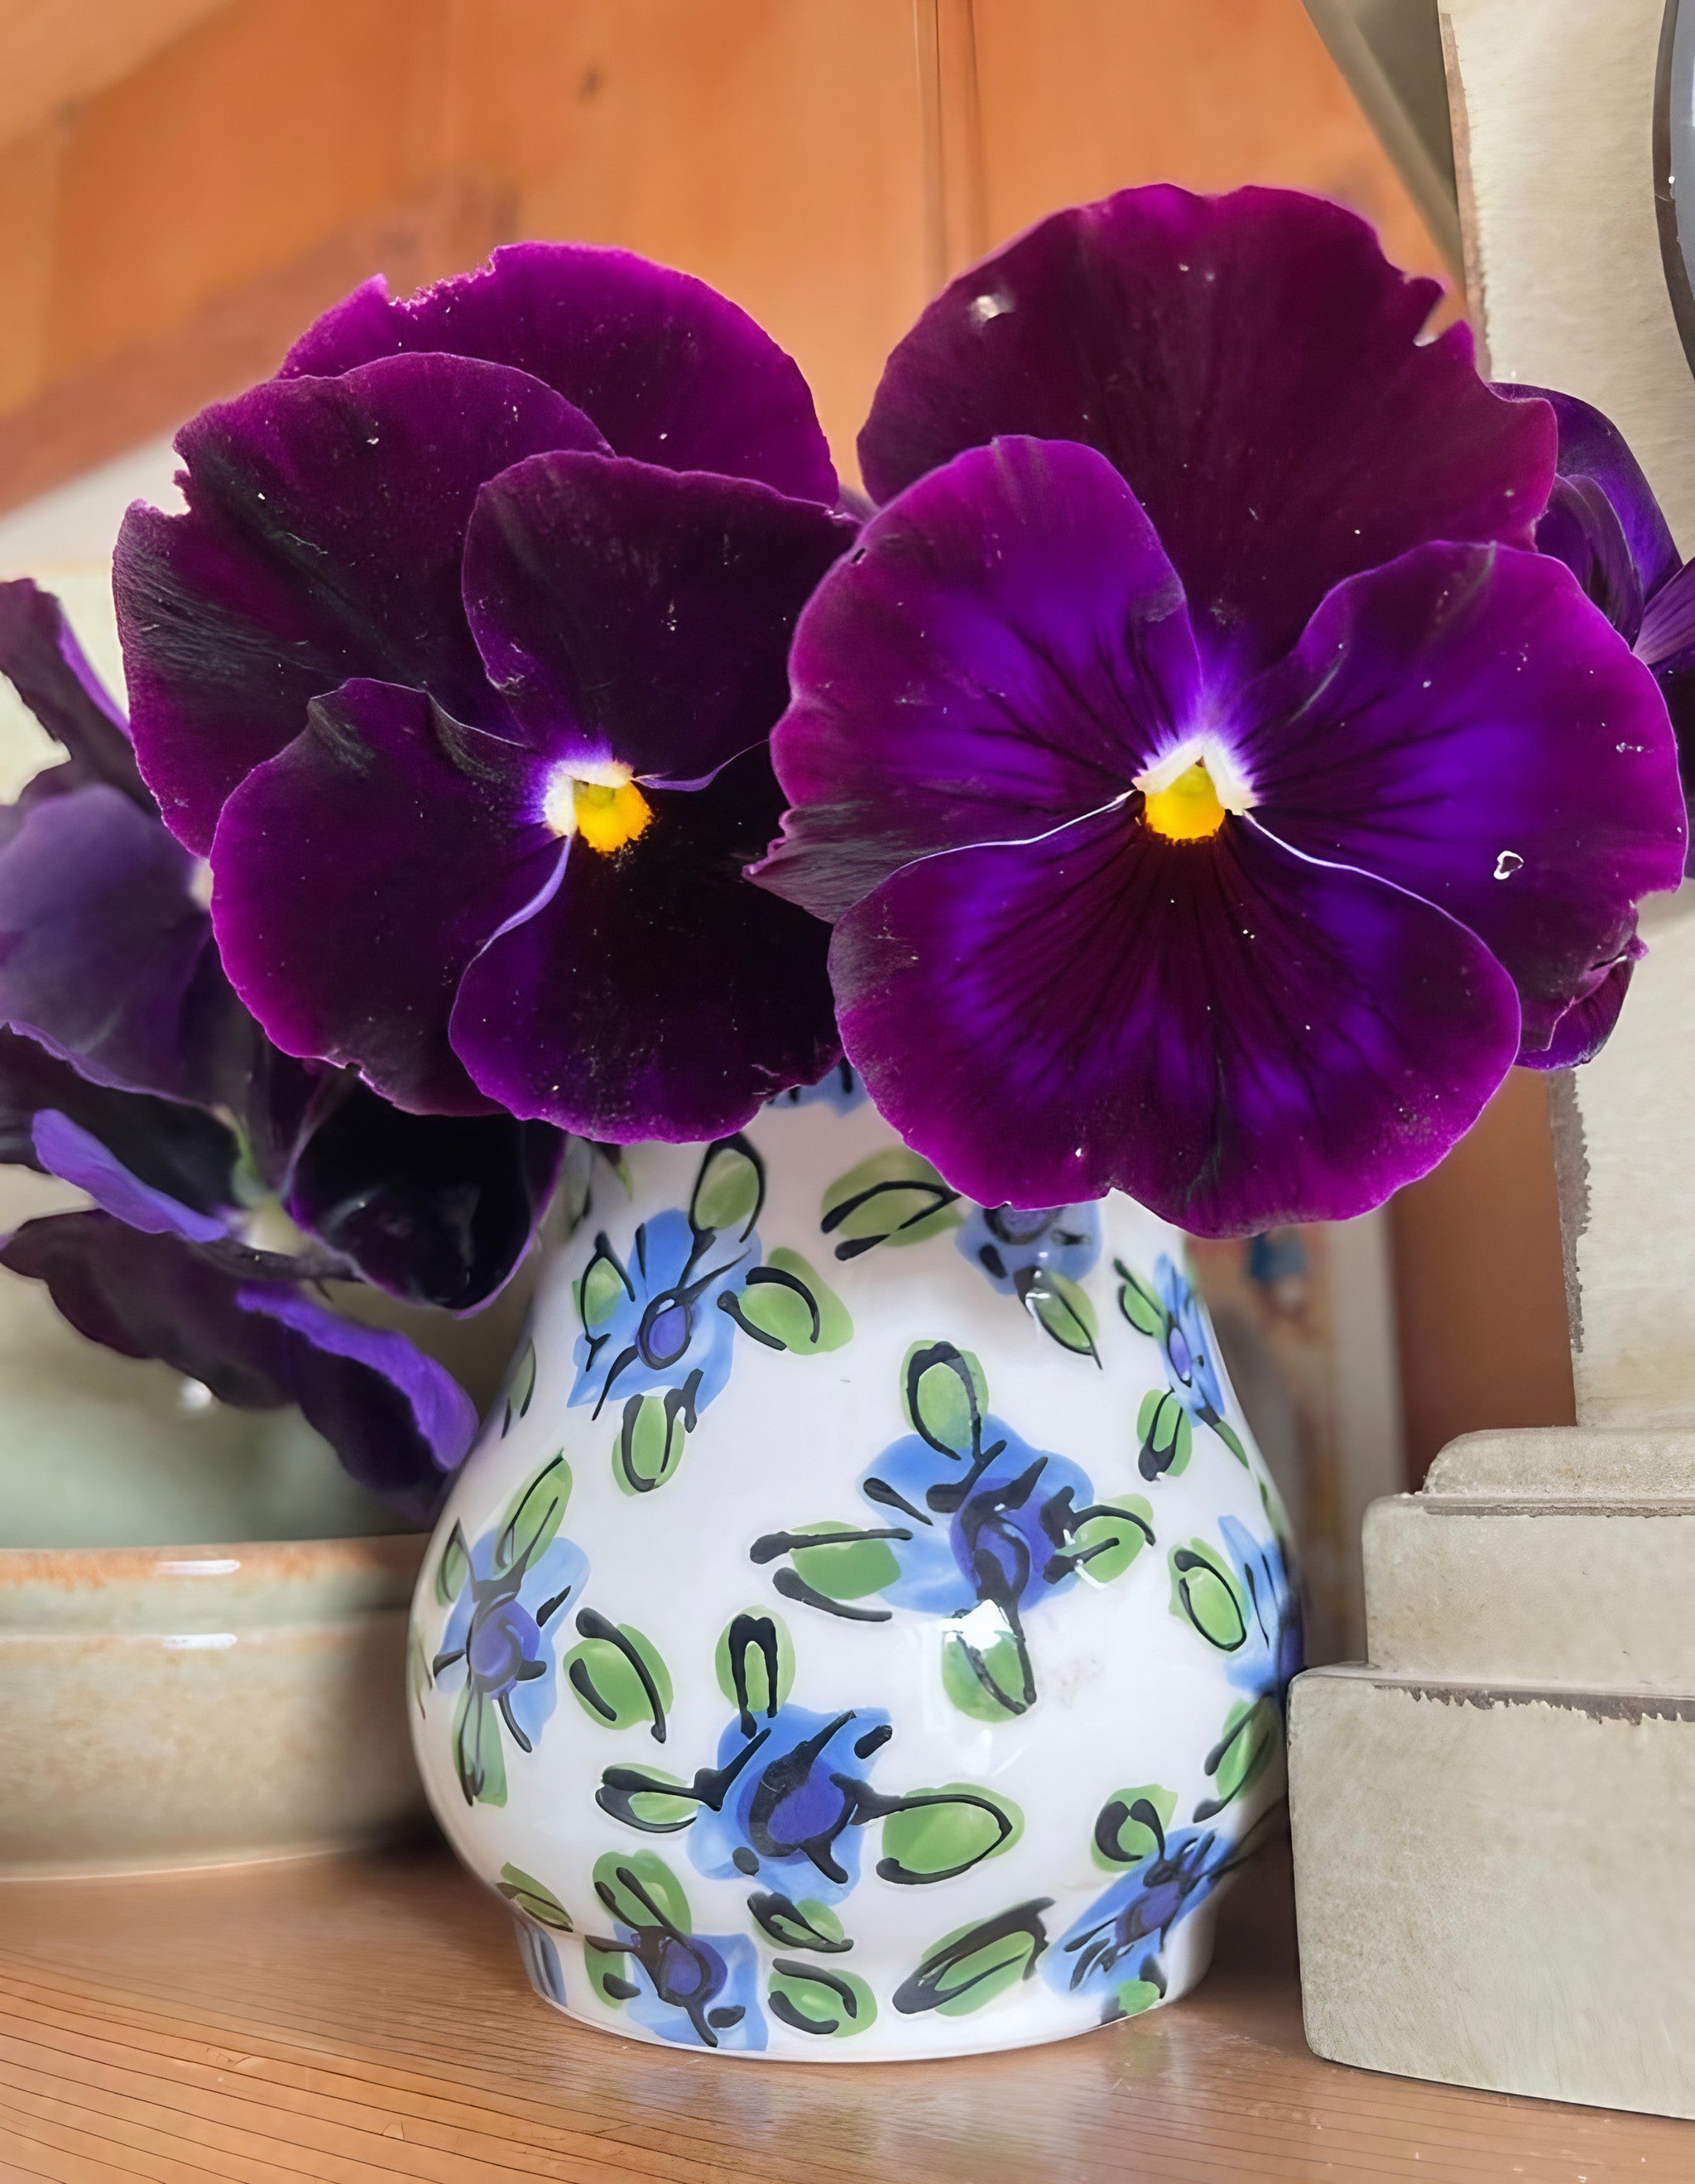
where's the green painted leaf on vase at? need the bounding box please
[1138,1389,1192,1479]
[497,1453,571,1572]
[614,1387,694,1495]
[434,1520,470,1606]
[724,1249,852,1353]
[690,1135,766,1238]
[577,1241,631,1337]
[893,1902,1051,2018]
[902,1340,988,1457]
[1067,1497,1155,1586]
[1014,1266,1100,1364]
[819,1149,963,1260]
[748,1892,851,1952]
[788,1521,901,1602]
[877,1785,1021,1884]
[592,1848,690,1934]
[715,1610,795,1725]
[452,1683,507,1807]
[1169,1540,1249,1651]
[497,1862,574,1930]
[1197,1697,1280,1818]
[940,1607,1033,1720]
[1112,1976,1165,2019]
[1114,1260,1166,1339]
[768,1959,877,2038]
[564,1619,672,1736]
[1092,1783,1176,1869]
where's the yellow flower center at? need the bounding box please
[1142,761,1227,842]
[543,767,654,853]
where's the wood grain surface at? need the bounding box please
[0,1842,1688,2182]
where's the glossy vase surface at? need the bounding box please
[409,1078,1299,2062]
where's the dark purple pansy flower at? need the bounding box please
[755,188,1687,1234]
[0,1214,473,1524]
[0,580,565,1514]
[1494,380,1695,1058]
[114,245,854,1142]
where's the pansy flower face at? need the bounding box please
[114,246,854,1144]
[756,187,1687,1232]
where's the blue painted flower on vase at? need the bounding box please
[570,1192,756,1420]
[693,1702,893,1894]
[1049,1787,1246,2023]
[958,1202,1104,1362]
[585,1850,766,2052]
[572,1135,852,1493]
[429,1454,585,1806]
[957,1202,1100,1294]
[752,1342,1154,1720]
[596,1610,1024,1914]
[1116,1251,1248,1475]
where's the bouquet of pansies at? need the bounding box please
[2,185,1686,1523]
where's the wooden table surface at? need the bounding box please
[0,1841,1689,2184]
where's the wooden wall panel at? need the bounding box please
[0,0,1441,499]
[971,0,1446,281]
[1390,1071,1577,1483]
[438,0,927,481]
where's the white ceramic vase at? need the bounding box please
[408,1076,1298,2062]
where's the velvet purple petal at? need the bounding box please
[464,451,856,783]
[1235,543,1685,1053]
[1637,557,1695,669]
[211,680,557,1116]
[830,809,1522,1233]
[860,185,1553,674]
[0,780,237,1104]
[234,1284,478,1516]
[451,745,839,1140]
[757,438,1198,920]
[285,1082,563,1313]
[0,1027,238,1212]
[281,244,838,505]
[30,1107,230,1243]
[0,579,147,805]
[1496,382,1681,614]
[116,353,604,851]
[1521,950,1639,1072]
[0,1212,473,1519]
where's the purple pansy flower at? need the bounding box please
[0,1212,474,1524]
[0,580,559,1514]
[114,245,855,1143]
[755,188,1687,1232]
[1495,380,1695,1058]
